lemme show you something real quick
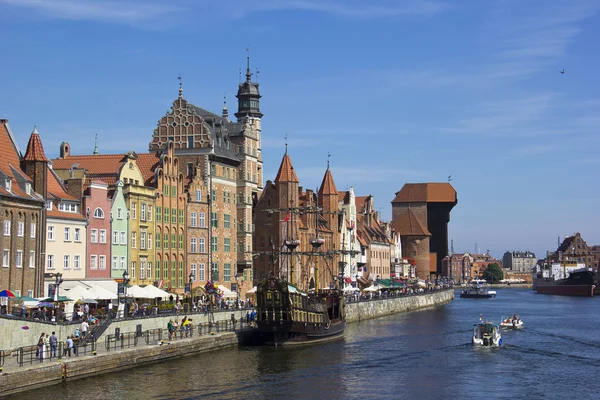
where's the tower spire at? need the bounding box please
[93,134,99,155]
[178,74,183,98]
[284,134,288,154]
[222,93,228,119]
[327,152,331,170]
[245,46,252,83]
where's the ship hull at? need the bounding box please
[534,281,595,297]
[258,320,345,346]
[460,293,495,299]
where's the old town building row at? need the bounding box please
[1,63,458,298]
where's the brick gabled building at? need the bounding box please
[0,122,45,297]
[148,71,263,296]
[252,151,341,291]
[391,183,457,279]
[550,233,595,269]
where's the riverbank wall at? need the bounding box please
[345,289,454,322]
[0,332,238,398]
[0,309,247,351]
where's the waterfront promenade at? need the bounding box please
[0,289,453,398]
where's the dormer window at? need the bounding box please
[4,178,11,192]
[45,200,53,211]
[58,202,78,213]
[25,182,31,195]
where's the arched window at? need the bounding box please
[93,208,105,219]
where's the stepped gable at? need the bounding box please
[392,183,456,203]
[355,196,369,212]
[392,207,431,236]
[274,153,299,183]
[0,121,43,200]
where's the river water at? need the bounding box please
[13,289,600,400]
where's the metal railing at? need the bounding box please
[75,337,97,356]
[105,332,138,352]
[144,328,164,344]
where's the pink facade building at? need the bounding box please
[83,181,111,278]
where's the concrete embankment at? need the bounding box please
[0,332,238,398]
[345,289,454,322]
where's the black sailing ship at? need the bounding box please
[255,211,348,346]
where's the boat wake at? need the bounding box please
[525,328,600,350]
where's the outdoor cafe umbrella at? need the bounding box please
[37,302,55,308]
[15,295,37,302]
[39,296,73,302]
[0,289,16,298]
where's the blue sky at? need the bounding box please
[1,0,599,259]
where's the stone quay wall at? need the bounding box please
[0,309,248,352]
[0,332,238,398]
[345,289,454,322]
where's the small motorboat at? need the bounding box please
[473,320,502,347]
[500,314,523,329]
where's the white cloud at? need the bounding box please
[232,0,449,19]
[1,0,448,25]
[1,0,182,24]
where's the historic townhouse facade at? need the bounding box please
[110,181,128,278]
[82,181,112,279]
[253,151,341,292]
[186,163,210,288]
[120,152,157,286]
[148,64,263,296]
[355,195,391,282]
[146,142,187,291]
[0,122,45,298]
[338,187,362,284]
[45,168,87,288]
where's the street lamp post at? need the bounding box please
[188,273,193,312]
[234,274,240,309]
[122,270,130,318]
[54,272,63,302]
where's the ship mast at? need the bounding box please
[310,188,324,291]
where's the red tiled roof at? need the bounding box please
[47,208,86,221]
[391,207,431,236]
[48,168,77,201]
[51,152,160,187]
[338,190,348,203]
[392,183,456,203]
[136,153,160,185]
[274,153,299,183]
[319,168,337,196]
[22,128,49,162]
[0,121,43,201]
[355,196,369,212]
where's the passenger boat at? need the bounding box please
[460,280,496,298]
[500,314,523,329]
[255,277,345,346]
[473,320,502,347]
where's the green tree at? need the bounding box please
[482,263,503,283]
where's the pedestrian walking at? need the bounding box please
[65,336,73,357]
[49,331,58,358]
